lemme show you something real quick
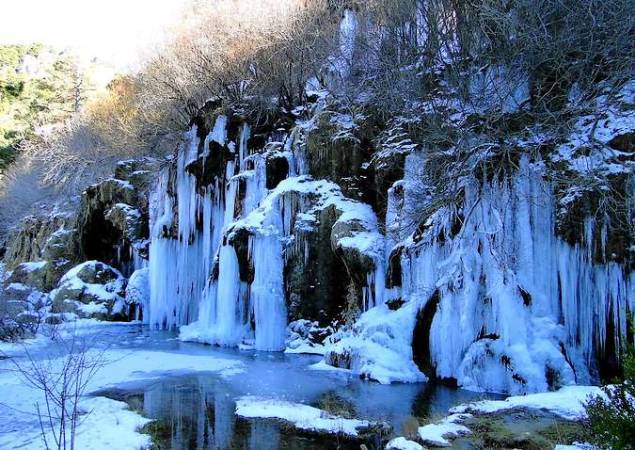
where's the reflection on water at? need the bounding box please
[103,373,497,449]
[93,326,502,449]
[106,376,370,449]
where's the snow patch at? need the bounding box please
[235,397,372,436]
[417,414,472,447]
[450,385,603,420]
[386,437,425,450]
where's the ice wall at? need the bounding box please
[327,154,632,393]
[147,128,208,328]
[146,114,328,351]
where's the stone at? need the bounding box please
[5,261,49,291]
[51,261,127,320]
[76,172,151,269]
[3,213,77,270]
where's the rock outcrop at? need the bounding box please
[76,158,156,274]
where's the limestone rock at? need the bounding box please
[5,261,49,291]
[76,167,152,270]
[3,213,77,270]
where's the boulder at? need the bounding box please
[5,261,49,291]
[5,259,75,293]
[51,261,127,320]
[286,319,332,354]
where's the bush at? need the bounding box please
[136,0,338,136]
[585,346,635,450]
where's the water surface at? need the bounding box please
[90,325,500,449]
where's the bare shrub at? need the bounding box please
[347,0,633,116]
[0,154,57,236]
[137,0,338,133]
[350,0,633,240]
[4,329,107,450]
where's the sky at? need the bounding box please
[0,0,191,69]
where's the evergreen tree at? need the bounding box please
[586,345,635,450]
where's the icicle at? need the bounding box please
[238,124,251,171]
[210,115,228,146]
[250,233,287,351]
[215,244,245,346]
[148,128,208,328]
[339,9,358,70]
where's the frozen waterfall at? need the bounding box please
[143,110,631,394]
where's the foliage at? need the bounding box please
[586,346,635,450]
[0,45,82,170]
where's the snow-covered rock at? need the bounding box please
[5,261,51,291]
[324,302,426,384]
[51,261,127,320]
[285,319,330,355]
[235,397,373,436]
[385,437,425,450]
[450,385,603,420]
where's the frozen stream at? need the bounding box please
[97,325,495,449]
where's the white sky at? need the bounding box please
[0,0,191,69]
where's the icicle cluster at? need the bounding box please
[144,103,386,352]
[328,154,632,393]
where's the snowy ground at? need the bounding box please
[387,386,602,449]
[0,324,243,450]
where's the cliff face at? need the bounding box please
[132,74,632,393]
[0,158,155,328]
